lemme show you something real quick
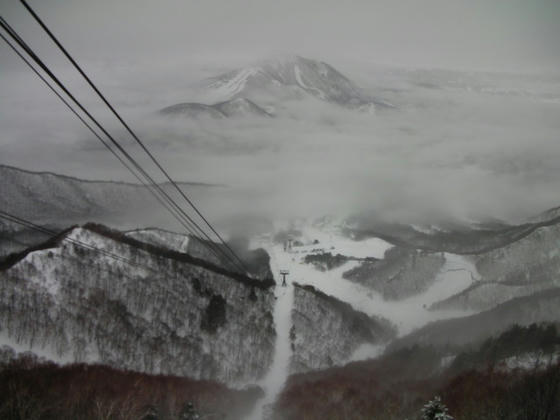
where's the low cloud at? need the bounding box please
[2,61,560,229]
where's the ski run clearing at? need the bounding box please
[247,221,480,419]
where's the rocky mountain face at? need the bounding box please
[0,225,276,385]
[159,98,272,119]
[431,221,560,312]
[205,55,390,111]
[289,284,396,374]
[343,246,445,300]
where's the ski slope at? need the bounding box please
[246,245,294,420]
[263,222,479,336]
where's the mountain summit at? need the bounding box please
[206,55,391,110]
[158,56,392,118]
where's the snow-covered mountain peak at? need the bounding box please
[206,55,389,110]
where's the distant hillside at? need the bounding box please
[272,323,560,420]
[0,164,219,228]
[160,97,272,119]
[0,223,275,384]
[345,210,560,255]
[388,289,560,352]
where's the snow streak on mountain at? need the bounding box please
[206,55,390,110]
[158,55,394,120]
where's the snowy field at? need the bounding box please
[246,221,481,419]
[256,222,479,336]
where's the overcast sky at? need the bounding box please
[1,0,559,73]
[1,0,560,224]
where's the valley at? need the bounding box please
[0,13,558,416]
[1,180,559,418]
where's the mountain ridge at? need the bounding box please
[0,164,225,232]
[0,163,222,188]
[204,55,393,111]
[0,223,275,289]
[160,97,272,119]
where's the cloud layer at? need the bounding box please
[1,0,559,228]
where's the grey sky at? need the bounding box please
[1,0,560,224]
[1,0,559,73]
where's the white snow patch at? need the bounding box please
[499,351,560,371]
[499,351,560,372]
[267,221,479,336]
[288,224,393,260]
[0,331,74,365]
[440,354,456,369]
[180,235,190,252]
[67,228,151,277]
[25,250,62,298]
[247,245,294,420]
[411,224,439,234]
[291,65,327,100]
[349,343,385,362]
[125,228,190,253]
[274,242,477,336]
[210,67,261,97]
[294,65,307,89]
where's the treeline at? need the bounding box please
[273,323,560,420]
[450,323,560,373]
[0,357,260,420]
[303,253,352,271]
[84,224,275,289]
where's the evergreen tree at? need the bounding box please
[421,396,454,420]
[179,401,200,420]
[141,404,159,420]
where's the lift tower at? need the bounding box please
[279,270,289,287]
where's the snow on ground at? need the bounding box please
[210,67,261,97]
[0,331,77,365]
[69,228,151,277]
[247,245,294,420]
[180,235,190,252]
[24,248,63,299]
[8,227,123,302]
[245,223,481,413]
[124,228,190,253]
[285,223,393,259]
[294,65,307,89]
[349,343,386,363]
[282,248,477,336]
[499,351,560,372]
[263,221,479,338]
